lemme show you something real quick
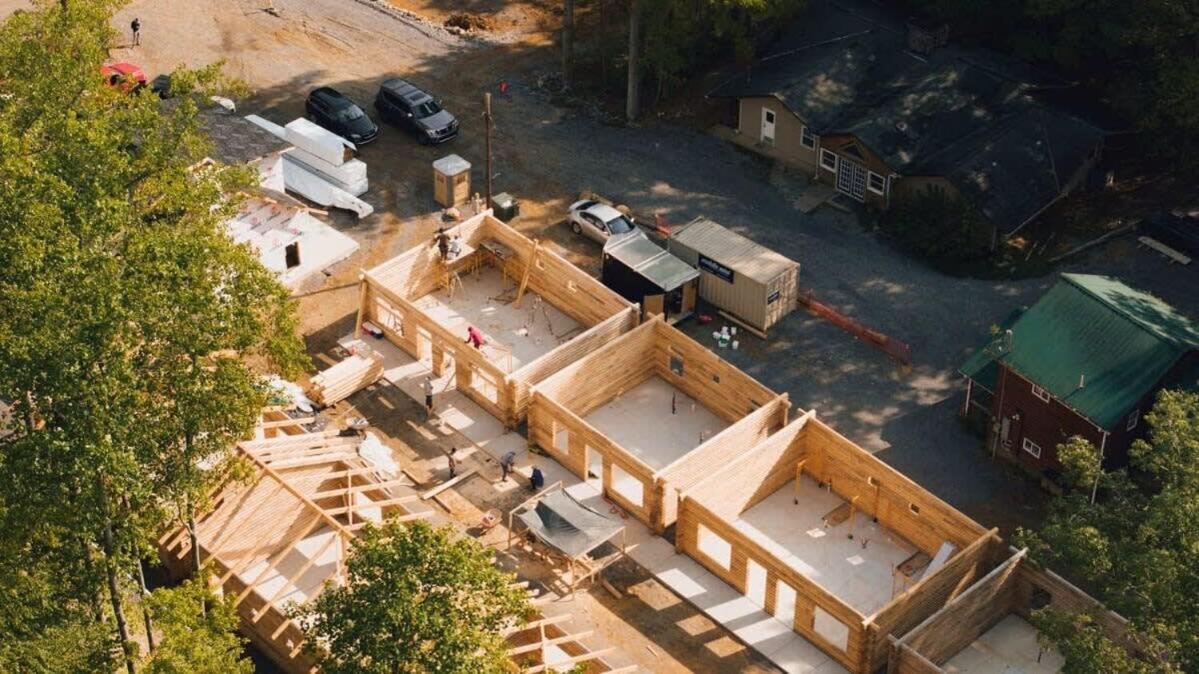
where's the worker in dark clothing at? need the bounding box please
[500,451,516,482]
[447,447,458,478]
[529,464,544,491]
[434,227,450,260]
[130,17,141,46]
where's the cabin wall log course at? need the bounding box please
[529,316,786,532]
[359,213,634,427]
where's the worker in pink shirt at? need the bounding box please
[465,325,486,349]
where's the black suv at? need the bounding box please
[305,87,378,145]
[375,78,458,144]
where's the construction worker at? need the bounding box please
[434,227,450,260]
[130,17,141,46]
[529,464,544,491]
[423,376,435,419]
[465,325,486,349]
[447,447,458,478]
[500,451,516,481]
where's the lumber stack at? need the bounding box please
[309,352,385,407]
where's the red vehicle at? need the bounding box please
[101,62,147,91]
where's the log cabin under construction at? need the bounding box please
[177,210,1140,674]
[355,212,637,428]
[528,315,790,533]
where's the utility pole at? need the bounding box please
[562,0,575,88]
[484,92,492,209]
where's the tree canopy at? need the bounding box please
[0,1,308,670]
[1016,389,1199,672]
[140,573,252,674]
[292,520,530,674]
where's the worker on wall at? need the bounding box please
[465,325,486,349]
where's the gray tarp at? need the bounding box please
[517,491,623,559]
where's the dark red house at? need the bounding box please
[960,274,1199,475]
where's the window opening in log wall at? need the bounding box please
[610,463,644,507]
[697,524,732,569]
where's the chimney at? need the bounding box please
[906,18,949,56]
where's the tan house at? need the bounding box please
[709,0,1104,243]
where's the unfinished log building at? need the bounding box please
[528,316,791,532]
[158,431,434,672]
[887,549,1131,674]
[356,212,637,427]
[676,412,1007,673]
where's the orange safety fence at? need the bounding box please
[798,290,912,366]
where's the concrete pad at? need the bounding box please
[583,376,730,471]
[767,636,843,674]
[944,614,1063,674]
[735,476,918,615]
[415,266,580,373]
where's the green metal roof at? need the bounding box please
[960,274,1199,429]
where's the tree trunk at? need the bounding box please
[626,0,642,122]
[102,522,137,674]
[562,0,575,89]
[136,558,155,653]
[187,514,201,573]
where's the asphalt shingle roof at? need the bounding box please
[960,274,1199,429]
[708,0,1104,234]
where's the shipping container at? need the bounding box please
[667,217,799,332]
[602,230,700,324]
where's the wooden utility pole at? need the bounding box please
[625,0,642,122]
[562,0,575,88]
[484,92,493,208]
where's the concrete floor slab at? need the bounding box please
[944,614,1063,674]
[735,476,919,616]
[416,266,580,373]
[583,376,730,471]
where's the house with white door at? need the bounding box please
[707,0,1104,244]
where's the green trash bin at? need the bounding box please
[491,192,519,222]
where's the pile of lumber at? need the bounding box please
[309,352,385,407]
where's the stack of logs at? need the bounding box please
[309,352,385,407]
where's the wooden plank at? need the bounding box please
[507,630,594,656]
[310,478,414,499]
[266,452,359,470]
[522,648,614,673]
[420,468,478,500]
[254,530,345,625]
[514,240,540,308]
[234,514,325,605]
[323,495,421,515]
[258,416,316,430]
[500,613,573,637]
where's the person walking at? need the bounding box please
[423,376,435,419]
[130,17,141,46]
[500,451,516,482]
[447,448,458,479]
[529,464,544,491]
[434,227,450,260]
[465,325,486,349]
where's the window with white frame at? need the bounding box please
[1031,384,1051,403]
[867,171,886,195]
[801,126,816,149]
[1127,408,1139,431]
[1022,437,1042,458]
[820,149,837,171]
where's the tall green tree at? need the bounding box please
[1016,389,1199,672]
[140,573,252,674]
[292,520,530,674]
[0,1,307,670]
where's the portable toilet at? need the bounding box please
[433,154,471,207]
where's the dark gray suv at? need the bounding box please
[374,78,458,144]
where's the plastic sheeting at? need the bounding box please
[517,490,623,559]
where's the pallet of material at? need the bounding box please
[309,352,385,407]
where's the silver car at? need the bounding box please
[567,200,637,243]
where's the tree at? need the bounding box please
[1055,435,1102,501]
[879,185,993,264]
[140,573,252,674]
[292,520,530,674]
[0,1,307,670]
[1016,389,1199,672]
[1030,610,1164,674]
